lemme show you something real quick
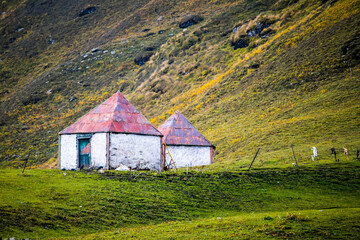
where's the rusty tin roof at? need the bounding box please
[59,91,162,136]
[158,111,214,147]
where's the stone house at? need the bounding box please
[158,111,215,168]
[59,91,163,170]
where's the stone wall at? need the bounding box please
[110,133,161,170]
[59,134,77,169]
[166,145,211,168]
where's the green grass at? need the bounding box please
[71,208,360,239]
[1,161,360,239]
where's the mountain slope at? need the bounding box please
[0,0,359,168]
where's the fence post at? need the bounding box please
[248,148,260,171]
[290,144,298,166]
[22,153,31,174]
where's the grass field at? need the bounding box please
[1,161,359,239]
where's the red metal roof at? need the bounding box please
[59,91,162,136]
[158,111,214,147]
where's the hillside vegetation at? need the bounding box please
[0,0,359,168]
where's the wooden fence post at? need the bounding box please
[248,148,260,171]
[290,144,298,166]
[22,153,31,174]
[331,147,338,162]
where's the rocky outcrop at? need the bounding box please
[179,15,203,28]
[134,48,154,66]
[231,38,249,49]
[79,7,96,17]
[230,16,277,50]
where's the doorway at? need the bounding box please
[78,139,90,168]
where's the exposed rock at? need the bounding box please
[91,48,100,53]
[9,37,16,43]
[110,50,116,55]
[144,46,155,51]
[79,7,96,17]
[145,32,154,37]
[142,28,150,32]
[231,38,249,49]
[103,50,108,53]
[179,15,203,28]
[250,63,260,69]
[134,50,154,66]
[158,30,165,34]
[21,125,28,130]
[157,16,164,21]
[119,40,128,44]
[21,94,44,105]
[16,27,24,32]
[247,21,272,37]
[69,96,77,102]
[115,164,130,171]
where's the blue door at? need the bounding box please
[79,139,90,168]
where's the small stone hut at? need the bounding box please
[59,91,162,170]
[158,111,215,168]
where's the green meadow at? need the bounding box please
[1,161,359,239]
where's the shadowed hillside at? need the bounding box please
[0,0,359,168]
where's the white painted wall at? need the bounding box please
[90,133,107,168]
[166,145,211,168]
[59,134,77,169]
[110,133,161,170]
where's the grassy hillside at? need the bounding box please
[73,209,360,239]
[0,162,360,238]
[0,0,359,168]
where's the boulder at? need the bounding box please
[231,38,249,49]
[179,15,203,28]
[115,164,130,171]
[69,96,77,102]
[79,7,96,17]
[134,50,154,66]
[91,48,100,53]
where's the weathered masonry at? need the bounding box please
[158,111,215,169]
[59,91,163,170]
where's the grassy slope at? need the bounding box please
[0,162,359,238]
[0,0,359,168]
[74,209,360,239]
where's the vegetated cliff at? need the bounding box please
[0,0,359,168]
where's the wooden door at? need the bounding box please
[79,139,90,168]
